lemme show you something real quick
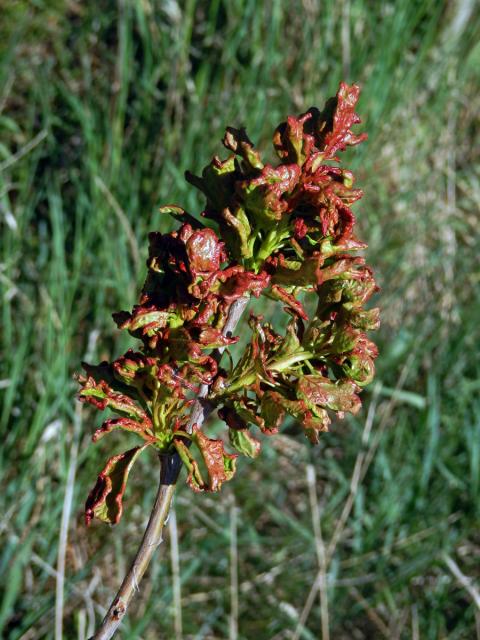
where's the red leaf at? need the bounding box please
[217,268,270,302]
[77,376,149,423]
[270,284,308,320]
[185,227,225,277]
[273,112,316,164]
[272,83,366,164]
[85,445,149,525]
[92,417,154,443]
[320,82,368,159]
[174,425,238,492]
[297,375,361,415]
[193,425,237,491]
[193,326,239,349]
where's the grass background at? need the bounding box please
[1,1,479,638]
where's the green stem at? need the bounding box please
[270,350,312,372]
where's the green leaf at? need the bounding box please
[229,428,261,458]
[173,438,206,492]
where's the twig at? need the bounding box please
[169,506,183,640]
[186,298,249,433]
[91,466,176,640]
[90,297,249,640]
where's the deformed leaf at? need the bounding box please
[270,284,308,320]
[92,417,154,443]
[174,425,237,492]
[185,227,225,277]
[85,444,149,525]
[229,428,261,458]
[192,425,237,491]
[236,164,300,225]
[319,82,368,159]
[297,375,361,414]
[185,155,237,211]
[173,438,206,492]
[223,126,264,171]
[77,376,148,423]
[159,204,204,229]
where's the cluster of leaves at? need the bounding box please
[77,83,379,525]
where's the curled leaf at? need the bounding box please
[223,126,264,171]
[270,284,308,320]
[77,375,148,423]
[85,445,149,525]
[229,428,261,458]
[173,438,206,492]
[92,417,154,443]
[236,164,300,225]
[297,375,361,415]
[318,82,368,159]
[174,425,237,492]
[273,82,367,164]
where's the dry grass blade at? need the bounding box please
[94,176,141,275]
[55,401,83,640]
[443,553,480,611]
[292,465,329,640]
[349,587,390,638]
[327,351,417,562]
[326,383,380,561]
[0,129,47,173]
[229,498,239,640]
[169,506,183,640]
[411,604,420,640]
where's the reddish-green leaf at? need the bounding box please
[77,376,148,423]
[174,425,237,492]
[229,428,261,458]
[85,445,149,525]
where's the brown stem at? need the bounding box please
[90,297,249,640]
[91,459,177,640]
[186,297,249,432]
